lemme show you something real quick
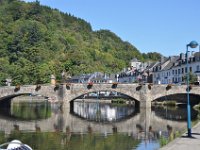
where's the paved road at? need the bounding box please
[160,122,200,150]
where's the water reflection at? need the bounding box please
[0,98,199,150]
[72,101,138,122]
[11,102,51,120]
[0,98,51,120]
[0,131,142,150]
[152,105,198,121]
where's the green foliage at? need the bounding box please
[162,101,176,106]
[183,72,197,84]
[5,132,140,150]
[142,52,161,61]
[11,100,51,120]
[193,103,200,112]
[159,136,169,147]
[0,0,161,85]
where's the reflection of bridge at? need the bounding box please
[0,84,200,109]
[0,103,186,138]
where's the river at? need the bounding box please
[0,96,199,150]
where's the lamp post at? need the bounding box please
[186,41,199,137]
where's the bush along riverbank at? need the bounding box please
[193,103,200,120]
[111,98,135,105]
[194,103,200,112]
[159,128,182,147]
[152,101,177,107]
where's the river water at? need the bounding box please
[0,97,199,150]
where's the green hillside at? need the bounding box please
[0,0,161,85]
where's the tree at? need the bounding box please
[183,72,197,84]
[0,0,161,85]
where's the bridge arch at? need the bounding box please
[150,84,200,102]
[152,93,200,105]
[65,83,141,103]
[69,90,140,101]
[68,89,140,113]
[0,85,63,103]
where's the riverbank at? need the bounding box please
[75,99,112,103]
[160,121,200,150]
[12,95,47,103]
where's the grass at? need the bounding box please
[159,130,182,147]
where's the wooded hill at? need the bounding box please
[0,0,161,85]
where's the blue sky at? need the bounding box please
[24,0,200,57]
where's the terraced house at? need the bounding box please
[153,52,200,84]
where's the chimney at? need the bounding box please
[160,56,164,63]
[180,53,185,60]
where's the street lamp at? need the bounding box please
[186,40,199,137]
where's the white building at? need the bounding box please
[130,58,141,70]
[153,52,200,84]
[68,72,115,83]
[117,58,155,83]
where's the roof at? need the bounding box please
[130,58,139,62]
[162,61,175,71]
[153,56,180,72]
[146,62,159,70]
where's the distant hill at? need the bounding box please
[0,0,161,85]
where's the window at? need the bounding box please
[185,67,187,73]
[182,68,184,74]
[197,65,200,72]
[178,69,180,74]
[190,67,192,72]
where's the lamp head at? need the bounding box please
[187,41,198,48]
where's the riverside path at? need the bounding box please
[160,122,200,150]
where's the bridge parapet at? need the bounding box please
[0,84,63,101]
[66,83,141,102]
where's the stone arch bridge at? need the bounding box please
[0,84,200,109]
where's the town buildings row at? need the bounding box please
[67,51,200,85]
[152,52,200,84]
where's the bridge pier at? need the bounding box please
[138,85,152,136]
[57,84,67,101]
[139,85,152,109]
[139,106,151,135]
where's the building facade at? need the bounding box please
[153,52,200,84]
[116,58,156,83]
[68,72,114,83]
